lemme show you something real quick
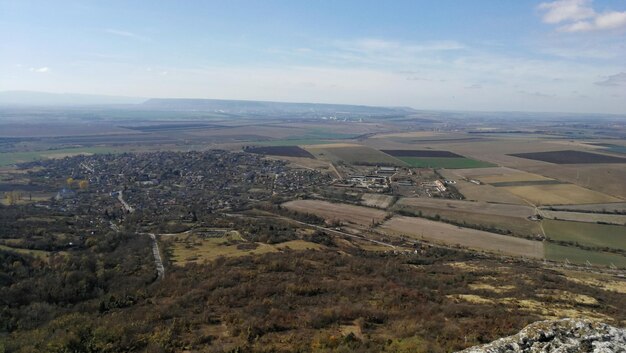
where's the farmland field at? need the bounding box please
[395,198,535,218]
[0,146,121,167]
[448,167,529,179]
[539,210,626,225]
[371,131,444,139]
[489,180,564,187]
[304,144,406,166]
[397,157,495,169]
[245,145,314,158]
[500,184,621,205]
[379,216,544,258]
[361,193,396,209]
[282,199,387,226]
[393,198,541,236]
[545,243,626,268]
[477,172,552,184]
[593,143,626,155]
[510,150,626,164]
[544,202,626,213]
[437,169,529,205]
[523,164,626,200]
[543,220,626,251]
[381,150,463,158]
[254,139,334,146]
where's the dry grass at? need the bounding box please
[535,290,598,305]
[361,193,396,209]
[449,293,610,321]
[468,283,516,293]
[165,231,323,265]
[558,269,626,295]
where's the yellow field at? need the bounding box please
[501,184,621,205]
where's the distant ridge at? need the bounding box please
[0,91,146,106]
[143,98,416,116]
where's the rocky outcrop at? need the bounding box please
[459,319,626,353]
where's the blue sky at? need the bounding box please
[1,0,625,113]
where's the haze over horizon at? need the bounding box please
[1,0,626,114]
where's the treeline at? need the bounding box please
[0,231,155,339]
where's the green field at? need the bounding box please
[300,129,360,139]
[254,139,335,146]
[0,146,129,167]
[543,219,626,251]
[397,157,495,169]
[545,243,626,268]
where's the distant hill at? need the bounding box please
[0,91,146,106]
[142,98,416,116]
[0,92,417,117]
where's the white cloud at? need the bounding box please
[348,38,465,53]
[594,11,626,29]
[29,67,49,73]
[538,0,626,32]
[595,72,626,86]
[538,0,595,24]
[104,29,150,41]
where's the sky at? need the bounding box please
[1,0,625,114]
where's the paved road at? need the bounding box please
[116,190,135,213]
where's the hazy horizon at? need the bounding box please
[1,0,626,114]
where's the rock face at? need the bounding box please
[459,319,626,353]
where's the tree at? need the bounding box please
[5,191,21,205]
[66,177,75,188]
[78,180,89,190]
